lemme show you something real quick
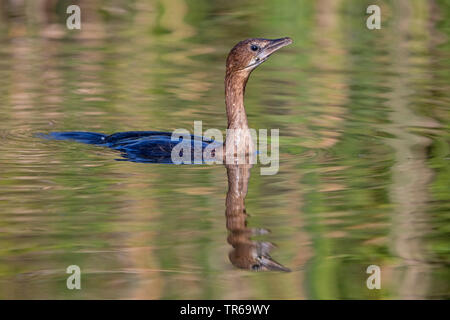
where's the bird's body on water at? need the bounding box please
[39,37,293,272]
[40,37,293,163]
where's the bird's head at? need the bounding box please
[226,37,292,76]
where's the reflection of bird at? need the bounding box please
[228,231,291,272]
[39,37,292,163]
[226,165,290,272]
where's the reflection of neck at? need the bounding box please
[225,71,249,130]
[225,164,290,272]
[225,164,252,232]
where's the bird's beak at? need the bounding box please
[260,255,291,272]
[257,37,293,63]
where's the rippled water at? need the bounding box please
[0,0,449,299]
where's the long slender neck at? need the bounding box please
[225,71,250,130]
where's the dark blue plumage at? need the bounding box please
[38,131,218,164]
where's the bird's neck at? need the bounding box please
[225,71,250,130]
[224,70,255,160]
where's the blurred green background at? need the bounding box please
[0,0,448,299]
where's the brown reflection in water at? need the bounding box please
[225,164,290,272]
[293,0,347,150]
[386,0,439,299]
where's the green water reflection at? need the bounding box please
[0,0,448,299]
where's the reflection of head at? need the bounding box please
[225,164,290,272]
[228,239,291,272]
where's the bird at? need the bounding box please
[39,37,293,163]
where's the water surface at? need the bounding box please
[0,0,449,299]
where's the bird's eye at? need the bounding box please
[251,264,260,270]
[250,45,259,51]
